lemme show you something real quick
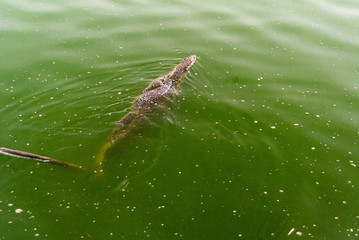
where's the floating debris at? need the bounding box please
[15,209,23,213]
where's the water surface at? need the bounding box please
[1,0,359,239]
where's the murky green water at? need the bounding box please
[1,0,359,239]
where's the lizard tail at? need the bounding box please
[95,142,113,167]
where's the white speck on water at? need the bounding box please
[15,209,23,213]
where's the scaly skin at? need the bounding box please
[96,55,197,166]
[0,55,197,170]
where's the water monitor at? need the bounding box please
[0,55,197,169]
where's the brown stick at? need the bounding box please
[0,147,81,168]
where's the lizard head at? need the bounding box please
[166,55,197,85]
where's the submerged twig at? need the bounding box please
[0,147,81,168]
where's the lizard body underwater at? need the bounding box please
[0,55,197,169]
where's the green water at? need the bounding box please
[1,0,359,239]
